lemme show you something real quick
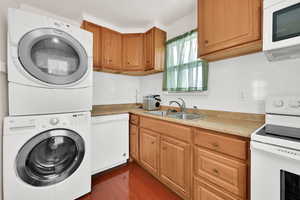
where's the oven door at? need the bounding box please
[264,0,300,51]
[251,141,300,200]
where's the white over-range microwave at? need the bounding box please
[264,0,300,61]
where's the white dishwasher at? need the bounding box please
[91,114,129,175]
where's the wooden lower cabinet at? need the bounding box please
[194,178,239,200]
[160,136,191,198]
[194,147,247,198]
[133,116,249,200]
[129,124,139,161]
[139,128,160,176]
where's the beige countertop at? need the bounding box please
[92,104,265,138]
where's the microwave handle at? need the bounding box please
[251,141,300,161]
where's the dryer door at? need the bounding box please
[18,28,88,85]
[16,129,85,187]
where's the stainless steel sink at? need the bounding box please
[145,111,204,120]
[167,112,204,120]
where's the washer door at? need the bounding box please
[16,129,85,187]
[18,28,88,85]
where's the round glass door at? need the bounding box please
[16,129,85,187]
[18,28,88,85]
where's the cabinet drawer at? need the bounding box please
[130,115,139,125]
[194,147,247,198]
[140,117,192,142]
[194,129,248,160]
[194,177,239,200]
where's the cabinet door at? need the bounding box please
[198,0,261,55]
[101,28,122,70]
[110,31,122,69]
[160,136,190,198]
[130,124,139,161]
[82,21,100,69]
[140,128,159,176]
[122,34,144,71]
[144,29,154,70]
[194,178,238,200]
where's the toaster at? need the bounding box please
[143,95,161,111]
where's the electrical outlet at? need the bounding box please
[240,91,246,101]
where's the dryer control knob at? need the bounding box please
[50,118,59,126]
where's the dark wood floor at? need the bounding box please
[78,162,182,200]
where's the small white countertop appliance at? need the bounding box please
[264,0,300,61]
[251,96,300,200]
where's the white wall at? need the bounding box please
[93,72,141,105]
[140,11,300,114]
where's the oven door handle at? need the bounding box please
[251,141,300,161]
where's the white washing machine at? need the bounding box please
[3,112,91,200]
[7,8,93,116]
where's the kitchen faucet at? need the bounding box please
[169,98,186,113]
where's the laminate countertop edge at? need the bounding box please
[91,108,264,138]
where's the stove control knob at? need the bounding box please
[289,101,300,108]
[273,100,284,108]
[50,118,59,126]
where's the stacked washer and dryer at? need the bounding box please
[3,9,93,200]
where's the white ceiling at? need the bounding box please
[15,0,196,28]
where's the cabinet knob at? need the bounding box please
[211,142,219,148]
[151,141,155,144]
[127,62,130,64]
[162,146,167,150]
[213,168,219,174]
[204,40,209,44]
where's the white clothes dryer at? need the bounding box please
[7,8,93,116]
[3,112,91,200]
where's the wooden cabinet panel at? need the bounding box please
[130,114,139,125]
[130,124,139,161]
[194,177,238,200]
[194,147,247,198]
[144,29,154,70]
[81,21,100,69]
[194,129,248,160]
[140,117,192,143]
[144,28,166,71]
[140,128,160,176]
[123,34,144,71]
[101,27,122,70]
[198,0,262,61]
[160,136,190,198]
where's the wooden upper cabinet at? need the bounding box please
[144,27,166,71]
[144,29,154,70]
[122,34,144,71]
[198,0,262,61]
[82,20,166,75]
[101,27,122,70]
[81,21,101,69]
[160,136,191,198]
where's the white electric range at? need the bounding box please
[251,96,300,200]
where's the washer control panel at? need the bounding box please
[266,96,300,115]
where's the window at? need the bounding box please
[163,30,208,92]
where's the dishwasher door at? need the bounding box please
[91,114,129,175]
